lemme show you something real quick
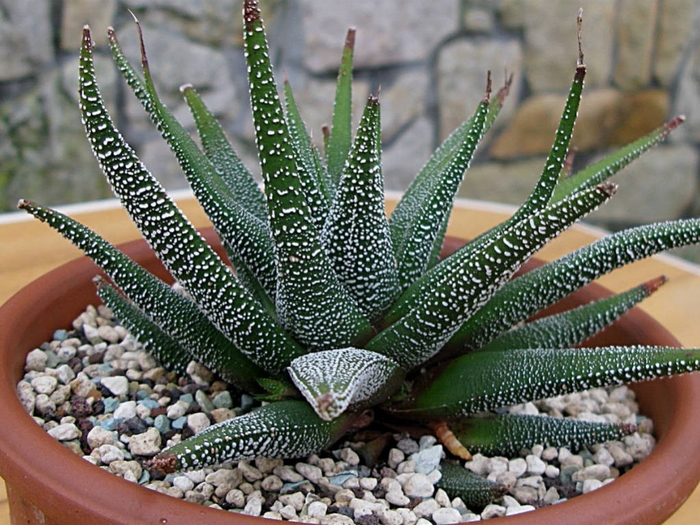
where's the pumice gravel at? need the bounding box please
[18,303,655,523]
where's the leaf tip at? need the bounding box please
[345,27,356,50]
[576,7,585,68]
[644,275,668,295]
[597,181,618,198]
[666,115,686,133]
[149,453,178,475]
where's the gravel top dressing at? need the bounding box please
[17,303,655,524]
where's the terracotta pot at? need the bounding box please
[0,230,699,524]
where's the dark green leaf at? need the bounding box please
[388,346,700,420]
[243,0,373,350]
[447,413,635,457]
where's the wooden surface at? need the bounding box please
[1,194,699,523]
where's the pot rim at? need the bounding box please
[0,230,698,524]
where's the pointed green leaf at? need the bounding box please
[80,26,303,373]
[479,276,667,352]
[388,346,700,420]
[154,400,366,471]
[180,84,268,224]
[509,57,586,223]
[448,414,635,457]
[288,348,404,421]
[551,116,684,203]
[108,25,278,304]
[436,462,506,510]
[451,218,700,350]
[18,200,263,389]
[19,200,265,386]
[369,183,617,369]
[389,76,510,289]
[326,28,355,183]
[284,77,334,211]
[321,95,400,320]
[94,277,192,376]
[243,0,373,350]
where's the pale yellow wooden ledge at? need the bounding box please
[1,193,699,523]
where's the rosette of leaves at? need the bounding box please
[19,1,700,508]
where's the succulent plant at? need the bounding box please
[19,0,700,509]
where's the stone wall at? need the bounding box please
[2,0,700,256]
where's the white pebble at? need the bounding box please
[388,448,405,469]
[593,447,615,467]
[87,426,119,448]
[378,508,403,525]
[69,373,94,397]
[505,505,535,516]
[544,464,560,478]
[128,427,161,456]
[98,444,125,464]
[501,495,520,508]
[173,475,196,492]
[279,491,305,511]
[434,488,451,507]
[101,376,129,397]
[608,443,634,467]
[25,349,48,371]
[226,489,245,507]
[395,508,417,525]
[279,504,298,520]
[261,475,283,492]
[385,489,411,507]
[187,412,211,433]
[273,464,304,482]
[97,325,120,343]
[16,381,36,414]
[307,501,328,518]
[109,459,142,482]
[525,454,546,475]
[243,498,262,516]
[166,400,188,420]
[340,448,360,465]
[402,473,434,498]
[320,514,354,525]
[412,498,439,519]
[113,401,137,420]
[47,423,80,441]
[296,462,323,483]
[431,507,461,525]
[541,446,558,461]
[360,477,378,491]
[508,457,527,477]
[31,375,58,395]
[572,464,611,482]
[481,504,506,519]
[582,478,603,493]
[55,364,75,385]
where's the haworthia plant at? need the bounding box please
[20,1,700,511]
